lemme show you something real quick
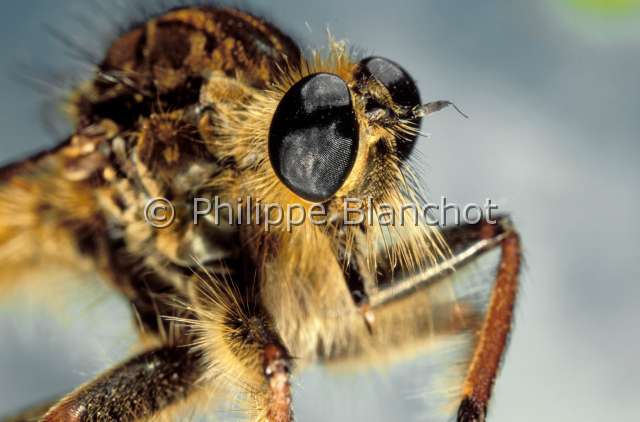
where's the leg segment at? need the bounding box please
[40,346,203,422]
[263,343,293,422]
[456,229,520,422]
[184,276,295,422]
[10,305,294,422]
[325,217,521,422]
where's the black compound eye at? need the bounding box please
[357,56,422,157]
[268,73,359,202]
[358,56,421,108]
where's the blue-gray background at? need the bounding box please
[1,1,639,421]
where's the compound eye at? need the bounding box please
[358,56,422,157]
[358,56,421,108]
[268,73,359,202]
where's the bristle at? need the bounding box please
[196,33,454,371]
[166,263,273,418]
[0,153,101,298]
[0,4,472,419]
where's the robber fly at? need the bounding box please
[0,5,521,422]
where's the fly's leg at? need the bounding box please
[454,224,520,422]
[263,342,293,422]
[40,346,203,422]
[7,314,294,422]
[325,217,521,422]
[186,277,294,422]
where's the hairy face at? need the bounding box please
[196,41,448,276]
[203,43,426,213]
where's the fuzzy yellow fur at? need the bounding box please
[195,38,449,356]
[0,152,100,298]
[0,20,464,419]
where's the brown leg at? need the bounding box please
[374,217,521,422]
[40,346,203,422]
[263,343,293,422]
[323,216,521,421]
[19,318,293,422]
[456,228,520,422]
[184,276,295,422]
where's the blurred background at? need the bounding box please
[1,1,639,421]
